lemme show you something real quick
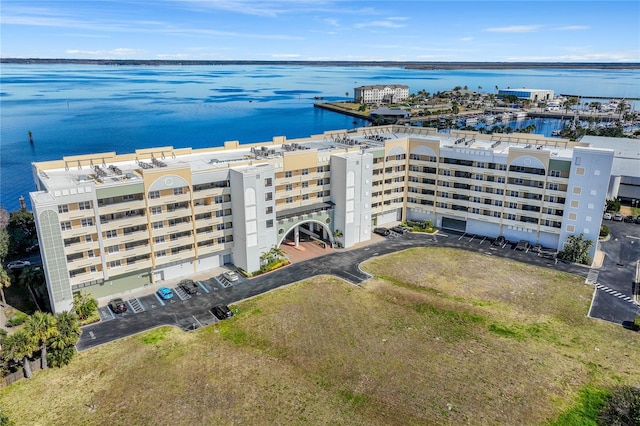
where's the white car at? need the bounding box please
[603,212,612,220]
[7,260,31,270]
[223,271,239,282]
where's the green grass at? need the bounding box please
[1,248,639,425]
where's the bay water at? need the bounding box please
[1,64,638,210]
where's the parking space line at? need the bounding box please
[154,293,166,306]
[197,281,210,294]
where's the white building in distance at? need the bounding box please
[354,85,409,104]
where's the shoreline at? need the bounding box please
[2,58,639,69]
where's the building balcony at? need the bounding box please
[98,199,147,215]
[100,214,147,231]
[67,256,101,270]
[277,175,302,186]
[539,224,562,234]
[123,244,152,258]
[107,259,153,277]
[69,270,104,287]
[155,250,195,265]
[193,186,229,198]
[61,225,97,239]
[164,236,195,250]
[64,240,100,255]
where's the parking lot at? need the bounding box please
[78,220,640,351]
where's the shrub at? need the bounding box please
[6,312,28,327]
[599,225,610,238]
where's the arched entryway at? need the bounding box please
[277,220,334,263]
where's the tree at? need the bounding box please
[7,209,36,254]
[563,96,579,113]
[18,265,44,310]
[559,233,593,265]
[0,267,11,307]
[606,198,621,213]
[2,330,36,378]
[72,292,98,321]
[24,311,58,370]
[598,386,640,425]
[47,311,80,368]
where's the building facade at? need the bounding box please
[354,85,409,104]
[498,88,554,101]
[30,126,613,313]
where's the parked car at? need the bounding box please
[223,271,239,282]
[391,226,408,235]
[531,244,543,253]
[492,236,507,246]
[109,298,127,314]
[624,215,635,223]
[515,240,531,251]
[7,260,30,270]
[157,287,174,300]
[613,213,624,221]
[211,304,234,321]
[603,212,612,220]
[179,279,199,295]
[373,227,390,236]
[636,216,640,224]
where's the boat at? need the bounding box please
[513,111,527,120]
[483,114,496,125]
[551,129,562,136]
[500,112,512,122]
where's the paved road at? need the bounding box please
[76,224,640,351]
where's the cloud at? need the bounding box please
[271,53,302,58]
[554,25,589,31]
[505,50,640,62]
[460,37,473,42]
[354,19,407,29]
[65,48,145,57]
[484,25,541,33]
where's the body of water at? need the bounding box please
[1,64,638,211]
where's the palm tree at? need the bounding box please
[25,311,58,370]
[3,330,37,378]
[47,311,81,368]
[0,266,11,306]
[18,265,44,310]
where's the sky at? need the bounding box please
[1,0,639,62]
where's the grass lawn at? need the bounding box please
[1,247,639,425]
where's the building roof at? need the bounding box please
[579,135,640,178]
[32,126,584,196]
[356,85,409,90]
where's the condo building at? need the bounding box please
[497,88,555,102]
[354,85,409,104]
[30,126,613,313]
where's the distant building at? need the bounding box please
[498,88,554,101]
[354,84,409,104]
[30,126,612,313]
[369,107,410,120]
[579,135,640,204]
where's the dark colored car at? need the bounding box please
[492,236,507,246]
[636,216,640,224]
[211,304,234,321]
[109,298,127,314]
[179,279,199,295]
[373,227,390,236]
[391,226,408,235]
[624,215,635,223]
[515,240,531,251]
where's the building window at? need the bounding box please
[285,171,293,178]
[286,197,293,204]
[285,184,293,191]
[548,183,559,191]
[266,219,274,228]
[215,210,225,218]
[107,245,119,254]
[154,236,165,244]
[264,177,272,187]
[78,201,91,210]
[174,187,184,196]
[151,206,162,215]
[155,250,166,258]
[317,191,324,198]
[266,206,273,214]
[550,170,561,177]
[317,179,324,186]
[81,218,94,227]
[301,168,309,175]
[566,225,575,232]
[109,260,121,268]
[153,221,164,229]
[265,192,273,202]
[86,235,93,242]
[302,194,309,201]
[317,166,325,173]
[149,191,160,199]
[106,230,118,238]
[302,181,309,188]
[58,205,69,214]
[572,187,582,195]
[216,223,225,231]
[90,266,97,273]
[61,221,72,231]
[570,200,579,208]
[122,194,135,201]
[87,250,94,258]
[498,164,507,171]
[568,213,577,220]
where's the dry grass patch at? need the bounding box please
[1,248,639,425]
